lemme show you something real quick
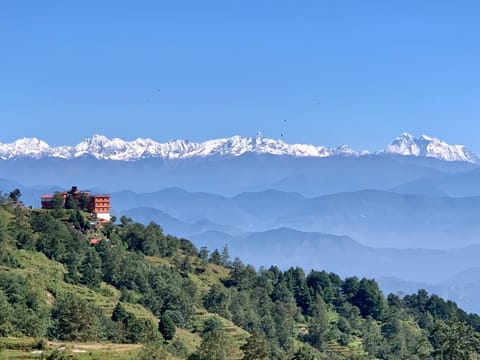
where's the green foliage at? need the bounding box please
[351,278,386,320]
[292,346,321,360]
[136,342,170,360]
[240,331,270,360]
[47,349,75,360]
[110,302,162,344]
[49,292,110,341]
[10,207,36,250]
[203,284,232,320]
[199,246,209,261]
[65,194,78,210]
[112,302,129,323]
[220,245,231,267]
[304,296,331,351]
[2,202,480,360]
[79,193,89,210]
[0,243,22,268]
[51,192,65,218]
[307,270,335,304]
[33,212,72,261]
[159,313,176,341]
[209,249,221,265]
[8,188,21,203]
[431,319,480,359]
[0,271,50,337]
[0,291,14,336]
[191,317,233,360]
[168,338,190,358]
[80,246,102,289]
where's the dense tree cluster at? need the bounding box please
[0,191,480,359]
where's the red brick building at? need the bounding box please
[87,195,111,222]
[41,186,111,222]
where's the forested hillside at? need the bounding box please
[1,192,480,359]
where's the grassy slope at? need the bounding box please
[0,337,143,359]
[0,250,247,359]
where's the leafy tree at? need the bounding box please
[193,317,233,360]
[202,316,222,334]
[8,188,21,203]
[111,302,128,322]
[168,339,190,358]
[142,222,166,256]
[10,207,36,250]
[123,313,161,344]
[78,193,89,210]
[35,215,72,261]
[351,278,385,320]
[209,249,221,265]
[272,301,297,352]
[361,316,387,359]
[305,296,331,351]
[65,194,78,210]
[341,276,360,302]
[0,209,11,245]
[204,284,231,320]
[307,270,335,304]
[0,272,50,337]
[175,254,193,274]
[431,319,480,359]
[159,312,176,341]
[0,291,14,336]
[52,192,65,209]
[80,247,102,289]
[292,346,321,360]
[241,331,270,360]
[49,293,108,341]
[0,243,22,268]
[199,246,209,261]
[226,257,256,290]
[120,215,133,226]
[229,290,261,332]
[404,289,430,314]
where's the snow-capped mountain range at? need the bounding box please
[0,132,477,163]
[382,133,478,163]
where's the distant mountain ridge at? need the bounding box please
[111,187,480,249]
[0,132,477,163]
[381,133,478,163]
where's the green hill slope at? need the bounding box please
[1,193,480,359]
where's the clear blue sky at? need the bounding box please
[1,1,480,152]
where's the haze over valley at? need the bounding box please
[3,132,480,313]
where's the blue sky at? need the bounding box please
[1,1,480,152]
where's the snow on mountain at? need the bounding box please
[0,132,477,163]
[381,133,478,163]
[0,138,51,159]
[0,133,360,161]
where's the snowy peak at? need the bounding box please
[0,137,50,159]
[0,133,477,163]
[382,133,478,163]
[0,134,359,160]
